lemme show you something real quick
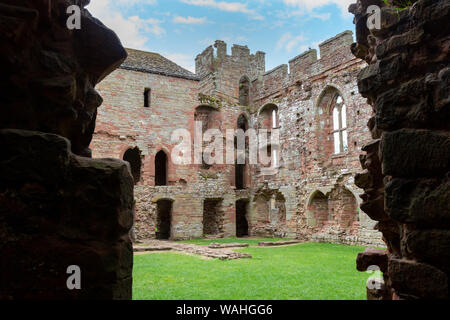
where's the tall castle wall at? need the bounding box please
[91,30,384,247]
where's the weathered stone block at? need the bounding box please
[386,178,450,227]
[381,129,450,178]
[389,259,448,299]
[0,129,71,187]
[375,78,431,131]
[356,248,388,273]
[0,129,134,299]
[357,62,381,97]
[406,230,450,273]
[376,27,425,59]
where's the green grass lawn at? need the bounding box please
[133,242,371,300]
[179,237,291,246]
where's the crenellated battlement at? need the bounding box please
[254,30,358,101]
[196,40,266,101]
[266,30,355,80]
[289,49,318,76]
[195,40,266,80]
[195,30,359,104]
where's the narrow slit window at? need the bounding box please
[144,88,151,108]
[272,109,278,129]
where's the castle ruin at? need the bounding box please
[91,30,384,247]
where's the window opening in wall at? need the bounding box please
[144,88,151,108]
[123,147,142,185]
[332,95,348,154]
[156,200,172,240]
[155,150,168,186]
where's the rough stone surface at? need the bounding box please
[351,0,450,300]
[0,1,133,299]
[356,248,388,273]
[389,259,448,300]
[134,240,252,260]
[258,240,302,247]
[209,243,250,249]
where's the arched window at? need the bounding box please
[258,104,279,130]
[316,87,349,157]
[332,94,348,154]
[265,144,279,169]
[272,108,278,129]
[155,150,168,186]
[239,76,250,106]
[123,147,142,185]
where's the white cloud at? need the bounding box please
[181,0,264,20]
[87,0,164,50]
[164,53,196,73]
[199,38,215,47]
[276,32,307,53]
[173,16,208,24]
[283,0,354,15]
[87,1,196,74]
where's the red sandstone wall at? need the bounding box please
[91,30,384,246]
[249,31,382,245]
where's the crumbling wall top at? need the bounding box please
[319,30,354,58]
[289,49,318,76]
[255,30,357,98]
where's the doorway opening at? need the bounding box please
[236,199,249,237]
[156,200,172,240]
[203,199,223,237]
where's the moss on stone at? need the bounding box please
[198,93,223,109]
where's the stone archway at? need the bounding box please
[328,186,359,230]
[203,199,224,237]
[123,147,142,185]
[258,103,279,129]
[306,185,359,233]
[307,190,329,228]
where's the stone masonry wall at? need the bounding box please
[351,0,450,299]
[248,31,383,246]
[91,30,385,246]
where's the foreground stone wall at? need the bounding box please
[0,1,133,299]
[350,0,449,299]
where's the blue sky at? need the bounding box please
[88,0,355,73]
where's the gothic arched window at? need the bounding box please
[332,95,348,154]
